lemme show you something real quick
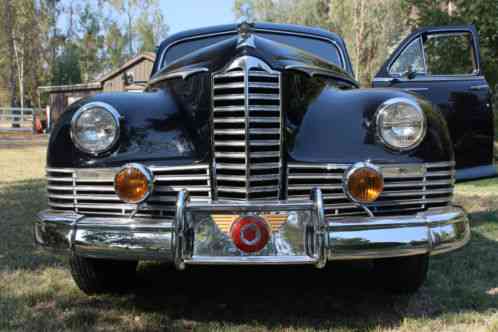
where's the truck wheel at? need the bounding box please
[69,255,138,295]
[373,254,429,294]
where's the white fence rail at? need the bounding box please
[0,107,40,132]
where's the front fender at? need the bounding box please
[47,87,210,168]
[285,85,453,164]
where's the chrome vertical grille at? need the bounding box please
[212,56,282,200]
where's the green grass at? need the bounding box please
[0,144,497,332]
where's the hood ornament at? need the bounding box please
[237,4,255,48]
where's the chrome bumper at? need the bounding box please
[35,192,470,268]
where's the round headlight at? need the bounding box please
[71,102,120,155]
[344,162,384,204]
[376,98,425,150]
[114,164,153,204]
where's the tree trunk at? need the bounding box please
[354,0,366,82]
[10,7,24,109]
[4,0,18,107]
[128,8,133,56]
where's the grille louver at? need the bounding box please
[47,165,211,219]
[212,56,282,201]
[47,161,454,219]
[287,161,455,218]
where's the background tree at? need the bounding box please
[135,6,168,53]
[2,0,18,106]
[0,0,169,108]
[403,0,498,93]
[51,43,82,85]
[1,0,44,107]
[108,0,168,57]
[104,21,128,69]
[78,3,104,81]
[234,0,409,86]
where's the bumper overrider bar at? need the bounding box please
[35,189,470,269]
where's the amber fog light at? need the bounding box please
[344,162,384,204]
[114,164,153,204]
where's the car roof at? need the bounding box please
[152,22,352,75]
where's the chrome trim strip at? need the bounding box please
[148,164,210,171]
[147,67,209,86]
[404,88,429,92]
[288,160,455,169]
[311,188,327,268]
[373,75,486,84]
[284,64,358,85]
[187,200,314,212]
[174,190,189,270]
[47,168,75,173]
[469,84,489,91]
[322,197,452,210]
[184,256,317,265]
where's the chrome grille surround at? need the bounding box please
[211,56,282,201]
[287,161,455,218]
[47,164,211,219]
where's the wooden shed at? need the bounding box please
[100,52,156,92]
[38,53,156,128]
[38,82,102,125]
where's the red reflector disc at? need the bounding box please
[230,216,270,253]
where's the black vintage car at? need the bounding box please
[35,21,495,294]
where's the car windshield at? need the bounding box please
[160,31,344,69]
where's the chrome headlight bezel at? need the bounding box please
[70,102,121,155]
[375,97,426,151]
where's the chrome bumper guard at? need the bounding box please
[35,189,470,268]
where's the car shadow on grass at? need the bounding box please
[1,179,497,331]
[0,178,65,271]
[125,211,498,330]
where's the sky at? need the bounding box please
[58,0,238,37]
[160,0,237,35]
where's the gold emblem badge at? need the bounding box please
[212,213,288,234]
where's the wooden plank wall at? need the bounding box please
[45,57,154,126]
[49,89,100,125]
[103,59,153,92]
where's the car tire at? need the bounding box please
[69,255,138,295]
[373,254,429,294]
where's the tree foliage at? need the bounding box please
[234,0,410,85]
[0,0,169,107]
[108,0,168,55]
[235,0,497,93]
[403,0,498,92]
